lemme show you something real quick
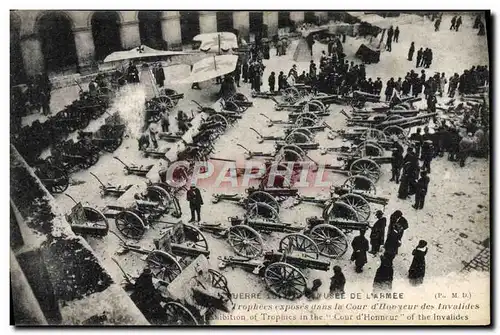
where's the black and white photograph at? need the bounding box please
[9,9,491,326]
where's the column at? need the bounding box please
[73,28,95,74]
[199,11,217,34]
[290,11,304,25]
[233,11,250,39]
[161,11,182,50]
[20,35,44,77]
[120,21,141,49]
[263,11,278,37]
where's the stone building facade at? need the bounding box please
[10,10,331,84]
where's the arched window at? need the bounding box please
[216,11,234,33]
[179,11,200,44]
[138,11,165,50]
[91,11,122,61]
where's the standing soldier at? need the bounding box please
[409,128,423,158]
[268,71,276,92]
[278,71,286,91]
[187,184,203,223]
[155,63,165,87]
[374,77,383,96]
[450,16,457,30]
[455,16,462,31]
[421,140,434,173]
[416,47,423,67]
[369,210,387,254]
[408,42,415,61]
[414,171,430,210]
[386,26,394,52]
[351,230,369,273]
[390,147,404,183]
[393,26,400,42]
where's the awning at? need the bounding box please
[193,32,238,53]
[174,54,238,84]
[103,45,193,63]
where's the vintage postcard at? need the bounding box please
[10,10,490,326]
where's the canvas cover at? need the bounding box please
[174,54,238,84]
[103,45,191,63]
[193,32,238,53]
[355,44,381,63]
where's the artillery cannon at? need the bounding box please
[223,92,253,112]
[78,124,126,153]
[33,159,69,194]
[249,127,319,150]
[114,156,154,176]
[103,185,182,239]
[48,139,101,173]
[64,194,109,237]
[89,172,133,197]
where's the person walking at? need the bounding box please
[369,210,386,254]
[455,16,462,31]
[268,71,276,93]
[373,254,394,292]
[408,240,428,286]
[187,185,203,222]
[407,42,415,61]
[414,170,430,210]
[351,230,369,273]
[416,47,423,67]
[450,16,457,30]
[393,26,400,42]
[434,16,441,31]
[329,266,346,296]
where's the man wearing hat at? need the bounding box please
[288,64,298,79]
[351,229,370,273]
[187,184,203,222]
[413,170,430,210]
[369,210,387,254]
[421,139,434,173]
[390,142,404,183]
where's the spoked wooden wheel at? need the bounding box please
[146,250,182,284]
[145,186,170,207]
[247,202,280,221]
[228,93,250,112]
[228,225,264,258]
[183,224,209,251]
[295,116,317,127]
[247,191,279,213]
[115,210,146,239]
[163,302,198,326]
[277,148,304,162]
[208,269,231,299]
[83,207,109,233]
[206,114,229,133]
[283,87,300,104]
[162,189,182,217]
[349,158,381,182]
[161,88,180,106]
[279,233,319,258]
[224,101,244,113]
[337,193,371,221]
[39,166,69,194]
[363,128,387,142]
[354,141,384,157]
[281,144,306,158]
[155,95,175,111]
[285,130,312,144]
[309,224,348,258]
[297,112,318,121]
[303,100,325,113]
[383,125,408,141]
[342,175,377,194]
[323,201,360,223]
[102,136,123,152]
[264,262,306,300]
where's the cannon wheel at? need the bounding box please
[161,189,182,217]
[277,148,304,163]
[156,95,175,111]
[115,210,146,239]
[303,100,325,113]
[161,88,180,106]
[295,116,316,128]
[83,207,109,233]
[163,302,198,325]
[145,186,170,207]
[337,193,371,222]
[342,175,377,194]
[183,224,209,251]
[323,201,360,223]
[208,269,231,299]
[228,225,264,258]
[309,224,348,258]
[102,136,123,153]
[247,191,279,213]
[206,114,229,133]
[38,166,69,194]
[297,112,318,121]
[247,202,280,221]
[261,163,293,188]
[279,233,320,259]
[283,87,300,104]
[349,158,381,182]
[281,144,306,158]
[228,93,250,112]
[146,250,182,284]
[224,100,245,113]
[354,141,384,157]
[264,262,306,300]
[363,128,387,142]
[285,130,312,144]
[383,125,408,141]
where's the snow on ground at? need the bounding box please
[44,12,488,319]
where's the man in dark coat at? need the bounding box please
[478,21,486,35]
[155,63,165,87]
[455,16,462,31]
[329,266,346,296]
[373,254,394,292]
[390,147,404,183]
[434,16,441,31]
[450,16,457,30]
[416,47,423,67]
[242,61,249,83]
[393,26,400,42]
[409,127,423,158]
[386,26,394,52]
[426,49,433,68]
[278,71,286,91]
[233,64,241,87]
[187,185,203,222]
[268,71,276,93]
[374,77,383,96]
[408,240,428,286]
[351,230,369,273]
[130,267,166,323]
[369,210,386,254]
[413,171,430,210]
[408,42,415,61]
